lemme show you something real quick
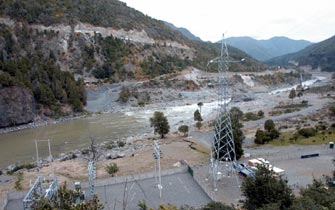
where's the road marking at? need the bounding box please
[178,177,184,184]
[184,185,190,194]
[131,192,136,201]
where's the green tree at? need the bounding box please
[264,119,275,132]
[230,108,245,160]
[289,88,296,101]
[290,179,335,210]
[194,109,203,122]
[230,106,244,120]
[241,165,294,210]
[213,107,244,160]
[197,102,203,114]
[178,125,189,136]
[255,129,267,144]
[150,111,170,138]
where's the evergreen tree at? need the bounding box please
[194,109,203,122]
[289,88,296,101]
[264,119,275,132]
[241,165,294,210]
[150,111,170,138]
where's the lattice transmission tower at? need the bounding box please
[208,34,240,190]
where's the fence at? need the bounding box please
[1,194,8,210]
[185,163,218,202]
[81,166,188,189]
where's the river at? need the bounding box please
[0,75,328,168]
[0,113,146,167]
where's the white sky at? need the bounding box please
[120,0,335,43]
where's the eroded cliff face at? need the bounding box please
[0,87,36,127]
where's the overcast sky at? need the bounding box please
[120,0,335,43]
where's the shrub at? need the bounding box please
[329,104,335,115]
[178,125,189,136]
[258,110,264,117]
[105,163,118,176]
[269,128,280,139]
[14,172,23,191]
[119,86,130,103]
[138,101,145,107]
[264,119,275,132]
[298,127,317,138]
[244,112,260,121]
[255,129,268,144]
[10,163,35,173]
[117,141,125,147]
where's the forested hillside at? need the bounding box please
[266,35,335,71]
[0,24,86,127]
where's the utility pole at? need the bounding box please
[153,141,163,198]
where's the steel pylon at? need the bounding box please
[208,34,239,190]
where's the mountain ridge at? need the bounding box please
[226,36,313,61]
[163,21,202,42]
[266,35,335,71]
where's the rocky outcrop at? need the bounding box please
[0,86,36,128]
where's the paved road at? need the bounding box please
[5,172,211,210]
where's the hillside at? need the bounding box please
[226,36,312,61]
[266,35,335,71]
[164,21,202,42]
[0,0,265,128]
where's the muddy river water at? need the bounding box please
[0,113,146,167]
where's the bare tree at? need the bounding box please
[83,130,102,162]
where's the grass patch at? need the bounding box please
[270,102,309,116]
[14,172,24,191]
[274,103,308,109]
[269,130,335,146]
[242,112,263,121]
